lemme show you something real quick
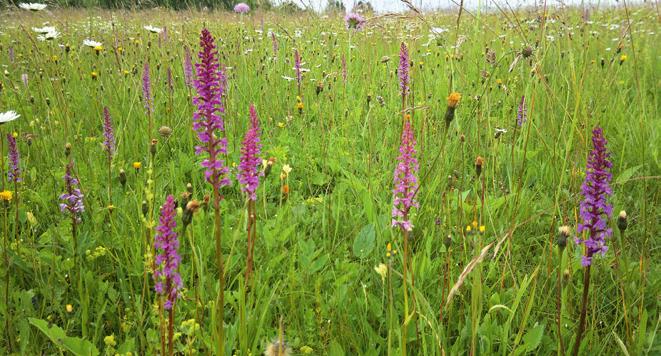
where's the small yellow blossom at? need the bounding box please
[300,345,314,354]
[374,263,388,283]
[91,71,98,80]
[12,132,18,138]
[51,55,58,62]
[277,121,285,128]
[132,162,142,170]
[0,190,12,201]
[496,78,503,85]
[479,225,486,234]
[472,220,478,228]
[619,54,627,64]
[66,304,73,313]
[103,334,116,347]
[465,225,472,233]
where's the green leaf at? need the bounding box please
[352,223,375,259]
[28,318,99,356]
[522,324,544,351]
[615,165,642,185]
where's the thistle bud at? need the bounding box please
[158,126,173,138]
[522,46,533,58]
[617,210,627,232]
[150,139,157,157]
[443,235,452,248]
[141,200,148,216]
[557,225,570,250]
[118,169,126,186]
[474,156,484,177]
[183,199,200,227]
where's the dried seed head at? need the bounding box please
[158,126,173,138]
[522,46,533,58]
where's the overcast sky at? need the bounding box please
[283,0,640,13]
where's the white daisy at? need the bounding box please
[32,26,56,34]
[83,39,102,48]
[37,30,59,41]
[0,111,20,124]
[19,3,47,11]
[143,25,163,34]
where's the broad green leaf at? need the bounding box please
[28,318,99,356]
[352,223,375,259]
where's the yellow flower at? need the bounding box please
[94,45,104,52]
[479,225,486,234]
[277,121,285,128]
[66,304,73,313]
[132,162,142,170]
[374,263,388,283]
[296,101,304,110]
[300,345,314,354]
[472,220,478,228]
[0,190,12,201]
[91,71,98,80]
[465,225,472,233]
[123,70,130,76]
[496,78,503,85]
[12,132,18,138]
[282,164,292,176]
[103,334,116,347]
[117,46,124,54]
[447,92,461,108]
[619,54,627,63]
[51,55,58,62]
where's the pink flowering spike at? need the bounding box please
[234,2,250,13]
[102,107,115,157]
[183,46,194,88]
[237,104,263,201]
[398,42,410,97]
[344,12,366,30]
[392,119,419,231]
[517,95,527,126]
[271,32,278,57]
[60,162,84,223]
[7,134,21,183]
[294,49,302,86]
[193,29,230,190]
[142,61,153,115]
[153,195,182,310]
[575,126,613,266]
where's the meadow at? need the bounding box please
[0,2,659,355]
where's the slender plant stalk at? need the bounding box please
[168,305,174,356]
[572,265,591,356]
[213,186,225,356]
[556,249,565,356]
[402,226,409,356]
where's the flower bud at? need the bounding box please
[557,225,570,250]
[617,210,627,232]
[475,156,484,177]
[158,126,173,138]
[118,169,126,186]
[65,142,72,157]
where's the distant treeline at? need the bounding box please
[1,0,376,12]
[3,0,271,11]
